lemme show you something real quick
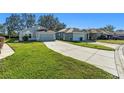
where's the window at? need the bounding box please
[80,37,83,41]
[29,34,31,38]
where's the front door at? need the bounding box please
[80,37,83,41]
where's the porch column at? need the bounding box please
[87,33,89,40]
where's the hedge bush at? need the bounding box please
[23,35,29,41]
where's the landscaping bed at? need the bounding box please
[67,41,115,51]
[0,41,116,78]
[97,40,124,44]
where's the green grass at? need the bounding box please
[97,40,124,44]
[0,41,116,79]
[68,41,114,51]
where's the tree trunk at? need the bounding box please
[9,34,11,39]
[8,31,11,39]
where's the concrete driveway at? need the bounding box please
[44,40,118,76]
[115,45,124,78]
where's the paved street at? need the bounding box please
[44,40,118,76]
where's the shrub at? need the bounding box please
[23,35,29,41]
[97,35,107,40]
[0,33,5,37]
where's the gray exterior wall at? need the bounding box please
[56,32,66,40]
[72,32,87,41]
[65,33,73,41]
[19,30,55,41]
[56,31,87,41]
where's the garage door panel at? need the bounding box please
[39,34,54,41]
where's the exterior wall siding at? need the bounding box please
[56,32,64,40]
[72,32,87,41]
[65,33,73,41]
[19,31,55,41]
[56,31,87,41]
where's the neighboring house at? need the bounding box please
[116,30,124,32]
[113,32,124,39]
[56,28,69,40]
[56,28,87,41]
[19,26,56,41]
[87,29,113,40]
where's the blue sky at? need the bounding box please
[0,13,124,30]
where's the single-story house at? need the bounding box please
[112,32,124,39]
[56,28,69,40]
[56,28,87,41]
[19,26,56,41]
[87,29,113,40]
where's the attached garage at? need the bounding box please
[36,31,56,41]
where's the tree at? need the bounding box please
[101,25,115,32]
[0,24,4,36]
[21,13,36,29]
[56,22,66,31]
[5,14,21,38]
[0,24,3,29]
[38,14,66,31]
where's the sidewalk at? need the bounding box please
[0,43,14,60]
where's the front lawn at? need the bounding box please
[97,40,124,44]
[68,41,114,51]
[0,41,116,78]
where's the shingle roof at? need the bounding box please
[58,28,70,32]
[58,28,83,33]
[35,26,47,31]
[66,28,81,33]
[21,26,47,32]
[87,29,113,35]
[58,28,115,35]
[114,32,124,35]
[47,30,55,32]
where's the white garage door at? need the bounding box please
[39,34,55,41]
